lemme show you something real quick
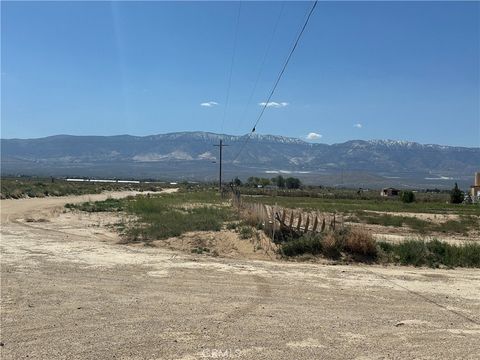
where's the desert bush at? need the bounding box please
[238,226,255,239]
[343,228,377,257]
[395,240,427,266]
[377,239,480,268]
[65,198,124,212]
[281,234,323,257]
[226,222,238,230]
[401,191,415,203]
[240,210,264,230]
[321,232,342,259]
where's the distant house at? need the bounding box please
[380,187,400,197]
[470,172,480,203]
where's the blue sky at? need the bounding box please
[2,1,479,147]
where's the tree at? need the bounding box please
[246,177,259,187]
[450,183,464,204]
[285,177,301,189]
[259,178,271,187]
[246,176,270,187]
[233,177,242,187]
[401,190,415,203]
[271,175,286,188]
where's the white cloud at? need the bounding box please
[354,123,362,128]
[200,101,219,107]
[258,101,289,108]
[306,132,322,140]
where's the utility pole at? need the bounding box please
[213,140,229,193]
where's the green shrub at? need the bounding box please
[450,183,464,204]
[281,234,323,257]
[401,191,415,203]
[238,226,255,239]
[66,198,124,212]
[395,240,428,266]
[226,222,238,230]
[377,239,480,268]
[280,228,377,260]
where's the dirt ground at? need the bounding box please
[1,192,479,359]
[351,211,480,244]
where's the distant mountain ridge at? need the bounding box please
[1,132,479,188]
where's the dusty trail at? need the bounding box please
[1,191,479,359]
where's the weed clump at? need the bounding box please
[343,228,377,257]
[238,226,255,239]
[281,234,323,257]
[377,239,480,268]
[279,228,375,260]
[279,228,479,268]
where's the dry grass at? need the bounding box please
[321,232,341,259]
[344,228,377,257]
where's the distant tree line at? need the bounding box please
[232,175,302,189]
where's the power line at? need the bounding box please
[236,1,285,132]
[252,0,318,133]
[220,1,242,135]
[232,0,318,162]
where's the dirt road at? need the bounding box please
[1,192,479,359]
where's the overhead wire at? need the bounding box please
[232,0,318,163]
[220,1,242,135]
[236,1,285,132]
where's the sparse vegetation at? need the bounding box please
[377,239,480,268]
[401,190,415,203]
[279,230,479,268]
[61,186,479,267]
[350,211,479,235]
[191,247,210,254]
[281,234,323,257]
[126,196,233,242]
[450,182,464,204]
[238,225,255,239]
[66,191,234,244]
[65,198,126,212]
[1,177,163,199]
[279,228,377,261]
[241,193,479,216]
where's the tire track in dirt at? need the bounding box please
[223,274,272,322]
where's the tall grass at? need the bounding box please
[280,228,377,260]
[281,234,323,257]
[378,239,480,268]
[280,230,480,268]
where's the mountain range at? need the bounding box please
[1,132,479,189]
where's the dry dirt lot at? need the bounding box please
[1,192,479,359]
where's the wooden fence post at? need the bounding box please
[304,215,310,233]
[288,211,294,229]
[312,215,318,233]
[296,212,302,232]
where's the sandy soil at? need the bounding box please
[1,192,479,359]
[348,210,480,244]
